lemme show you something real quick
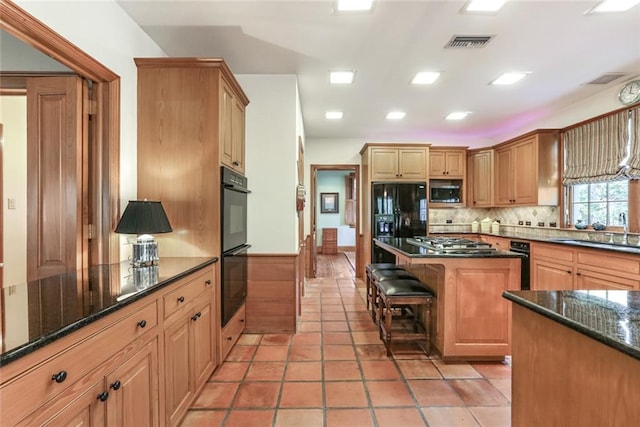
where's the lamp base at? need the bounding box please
[131,240,159,267]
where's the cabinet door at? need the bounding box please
[472,151,492,206]
[192,299,216,387]
[512,137,537,204]
[576,270,638,291]
[220,82,234,169]
[106,339,159,427]
[429,151,446,177]
[164,317,193,426]
[494,147,513,205]
[231,97,246,174]
[445,151,465,177]
[398,148,427,179]
[371,148,399,180]
[531,259,574,291]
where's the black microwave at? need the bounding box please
[429,180,462,203]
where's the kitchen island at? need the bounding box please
[374,237,522,361]
[503,290,640,426]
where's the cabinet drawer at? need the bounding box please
[221,304,246,358]
[0,301,157,426]
[164,269,214,319]
[577,249,640,277]
[532,243,574,264]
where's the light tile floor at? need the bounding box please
[181,254,511,426]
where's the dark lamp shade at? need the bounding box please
[114,200,173,235]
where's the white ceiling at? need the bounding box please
[116,1,640,145]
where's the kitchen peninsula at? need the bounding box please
[503,290,640,426]
[374,237,522,361]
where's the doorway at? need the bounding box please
[310,164,361,279]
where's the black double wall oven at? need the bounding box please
[221,166,250,327]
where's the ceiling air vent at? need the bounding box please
[585,73,626,85]
[445,35,493,48]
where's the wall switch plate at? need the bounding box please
[549,222,557,227]
[525,221,532,226]
[7,198,16,210]
[518,221,524,225]
[446,219,453,224]
[538,222,545,227]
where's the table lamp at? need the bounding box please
[115,200,173,267]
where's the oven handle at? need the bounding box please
[224,244,251,256]
[223,183,252,194]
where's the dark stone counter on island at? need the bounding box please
[0,257,217,366]
[374,237,525,258]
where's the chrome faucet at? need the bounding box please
[619,212,628,244]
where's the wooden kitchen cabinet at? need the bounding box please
[221,303,246,359]
[494,130,559,206]
[220,80,246,174]
[429,148,466,178]
[368,146,428,181]
[532,258,574,291]
[468,149,493,207]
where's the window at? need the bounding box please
[570,180,628,227]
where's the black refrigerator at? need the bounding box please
[372,182,428,263]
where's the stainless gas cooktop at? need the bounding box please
[408,236,496,254]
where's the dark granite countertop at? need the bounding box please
[375,237,524,258]
[0,257,217,366]
[503,290,640,361]
[432,230,640,255]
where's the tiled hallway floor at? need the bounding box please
[181,254,511,426]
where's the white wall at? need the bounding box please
[16,0,167,260]
[317,170,356,246]
[0,96,27,286]
[237,75,301,253]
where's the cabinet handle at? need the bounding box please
[137,320,147,328]
[233,161,240,166]
[178,296,185,303]
[226,336,233,341]
[110,380,121,391]
[191,312,202,321]
[97,391,109,402]
[51,371,67,383]
[205,279,212,286]
[567,271,572,274]
[240,318,245,323]
[576,272,582,276]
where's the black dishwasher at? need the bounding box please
[509,241,530,290]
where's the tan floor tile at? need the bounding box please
[225,345,257,362]
[355,344,388,360]
[360,360,401,380]
[180,409,226,427]
[298,321,322,332]
[432,359,482,379]
[300,312,322,321]
[323,332,353,345]
[488,378,512,401]
[236,334,263,345]
[408,380,464,406]
[279,382,324,408]
[253,345,289,361]
[321,298,343,304]
[374,408,426,427]
[209,362,250,381]
[322,305,346,313]
[325,382,369,408]
[275,409,324,427]
[244,361,286,381]
[471,362,512,379]
[284,361,323,381]
[366,380,415,407]
[225,409,275,427]
[322,321,350,331]
[289,345,322,361]
[326,409,374,427]
[323,344,357,360]
[421,407,480,427]
[192,383,239,408]
[322,311,347,321]
[469,406,511,427]
[291,332,322,346]
[324,360,362,381]
[233,382,281,408]
[351,331,381,345]
[261,334,292,346]
[396,359,442,379]
[448,379,509,406]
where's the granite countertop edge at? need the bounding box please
[0,257,218,367]
[375,238,524,259]
[503,291,640,361]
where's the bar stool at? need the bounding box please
[369,269,420,323]
[376,278,433,357]
[365,264,405,315]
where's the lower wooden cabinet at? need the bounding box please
[221,303,246,360]
[531,258,574,291]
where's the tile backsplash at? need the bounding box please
[429,206,559,228]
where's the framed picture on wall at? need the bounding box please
[320,192,339,213]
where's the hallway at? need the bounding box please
[181,253,512,426]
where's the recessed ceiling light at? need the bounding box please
[446,111,471,120]
[336,0,374,12]
[329,70,355,84]
[326,111,344,120]
[586,0,640,13]
[386,111,406,120]
[491,72,528,85]
[411,72,441,85]
[464,0,506,12]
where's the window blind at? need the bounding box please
[627,107,640,179]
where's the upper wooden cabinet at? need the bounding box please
[493,130,559,206]
[361,145,429,181]
[429,148,466,178]
[468,149,494,207]
[135,58,249,257]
